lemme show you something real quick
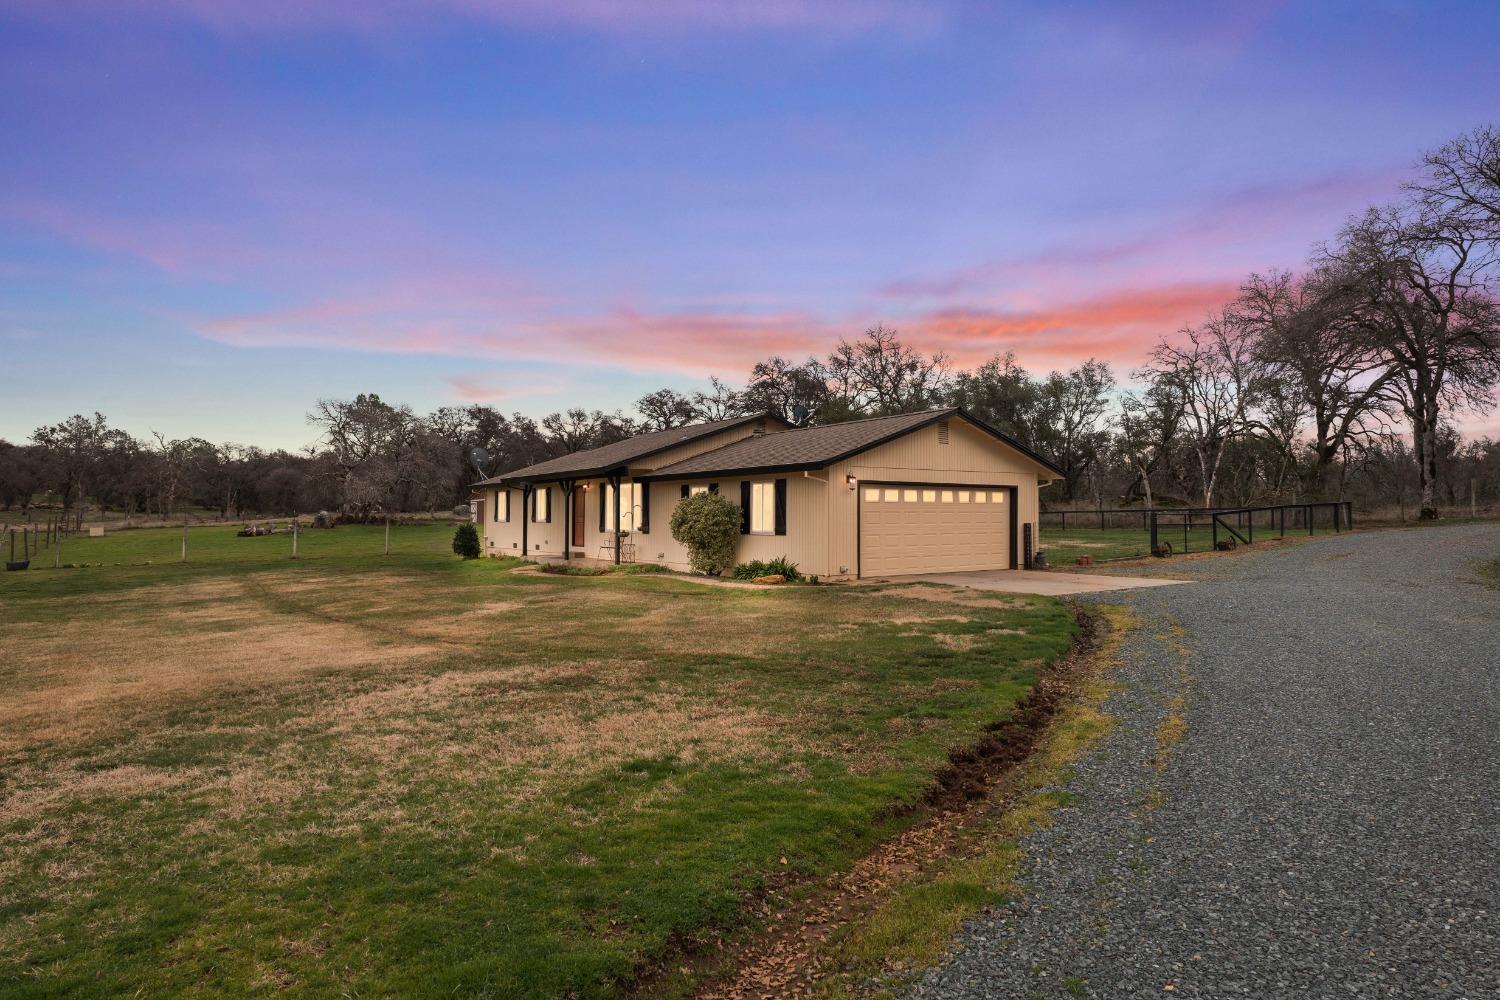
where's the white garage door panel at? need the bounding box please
[860,488,1010,576]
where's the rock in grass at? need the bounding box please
[752,574,786,585]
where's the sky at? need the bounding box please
[3,0,1499,450]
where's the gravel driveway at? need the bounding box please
[912,523,1500,999]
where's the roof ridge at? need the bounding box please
[776,406,954,432]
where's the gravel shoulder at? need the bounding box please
[912,522,1500,999]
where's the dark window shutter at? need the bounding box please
[774,478,787,536]
[599,484,606,531]
[708,482,719,494]
[530,489,536,522]
[680,484,690,499]
[503,490,510,522]
[493,490,500,522]
[640,483,650,533]
[543,486,551,523]
[739,481,751,534]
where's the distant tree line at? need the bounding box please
[3,126,1497,521]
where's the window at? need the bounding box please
[940,490,954,503]
[864,487,882,502]
[750,481,775,533]
[921,489,937,503]
[606,482,644,530]
[533,487,550,522]
[974,491,987,504]
[957,490,970,503]
[991,491,1006,503]
[690,484,708,496]
[883,488,900,502]
[902,489,918,502]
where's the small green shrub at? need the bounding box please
[730,557,802,582]
[669,492,742,576]
[612,562,673,575]
[452,522,481,559]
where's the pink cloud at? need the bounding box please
[443,374,565,402]
[195,280,1235,380]
[6,0,941,36]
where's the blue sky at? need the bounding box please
[3,0,1498,449]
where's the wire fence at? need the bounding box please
[1039,501,1355,563]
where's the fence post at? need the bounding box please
[384,516,391,556]
[1247,510,1253,544]
[292,519,299,560]
[1346,501,1354,529]
[1150,510,1159,555]
[181,521,188,562]
[1307,505,1314,536]
[1183,512,1189,553]
[1333,503,1341,532]
[1212,516,1218,550]
[54,524,61,568]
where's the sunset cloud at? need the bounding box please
[195,280,1236,381]
[3,0,941,36]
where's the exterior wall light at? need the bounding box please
[846,475,858,491]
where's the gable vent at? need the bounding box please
[937,420,950,444]
[752,419,766,436]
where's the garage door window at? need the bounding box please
[940,490,953,502]
[973,492,987,504]
[864,487,881,502]
[902,489,918,502]
[991,491,1006,503]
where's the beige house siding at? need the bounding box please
[634,475,826,574]
[824,418,1047,578]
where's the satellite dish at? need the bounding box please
[469,446,492,477]
[791,403,810,426]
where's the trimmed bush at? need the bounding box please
[452,522,481,559]
[731,556,802,582]
[669,492,741,576]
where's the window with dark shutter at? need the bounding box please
[545,486,553,523]
[680,484,690,499]
[640,483,650,533]
[708,483,718,494]
[503,490,510,522]
[599,483,606,532]
[774,478,787,535]
[739,481,751,534]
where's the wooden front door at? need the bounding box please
[571,486,586,547]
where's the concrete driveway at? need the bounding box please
[888,568,1190,596]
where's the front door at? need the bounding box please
[572,486,586,548]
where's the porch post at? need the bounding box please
[521,484,531,556]
[561,479,573,560]
[611,474,622,564]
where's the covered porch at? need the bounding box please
[509,474,646,565]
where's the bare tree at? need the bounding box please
[1322,204,1500,518]
[635,389,704,430]
[824,323,949,417]
[691,376,746,421]
[1142,313,1263,507]
[1240,270,1394,496]
[1116,381,1184,509]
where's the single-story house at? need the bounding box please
[471,407,1062,579]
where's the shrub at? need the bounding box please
[452,522,481,559]
[730,557,802,582]
[669,491,741,576]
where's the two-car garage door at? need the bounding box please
[859,485,1013,576]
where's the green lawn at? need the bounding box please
[0,524,1076,998]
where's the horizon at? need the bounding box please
[4,1,1500,450]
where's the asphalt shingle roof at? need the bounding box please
[640,408,952,478]
[642,407,1064,479]
[475,413,777,485]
